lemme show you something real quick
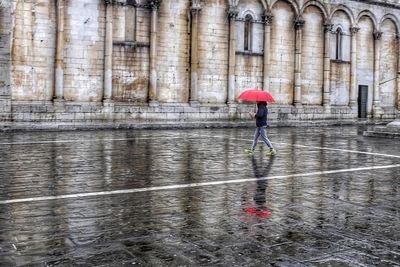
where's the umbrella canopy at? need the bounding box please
[238,89,275,103]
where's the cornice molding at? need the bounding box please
[106,0,153,8]
[350,0,400,10]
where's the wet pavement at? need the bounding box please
[0,126,399,266]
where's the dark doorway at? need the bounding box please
[358,85,368,118]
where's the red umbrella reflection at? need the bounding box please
[244,207,271,218]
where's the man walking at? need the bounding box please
[245,101,276,156]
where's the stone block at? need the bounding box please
[387,120,400,128]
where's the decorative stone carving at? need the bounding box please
[190,0,201,12]
[262,12,273,25]
[323,23,333,33]
[294,17,305,30]
[149,0,161,10]
[227,6,238,19]
[350,26,360,35]
[374,31,382,40]
[190,4,201,13]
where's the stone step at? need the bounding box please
[367,126,400,133]
[363,130,400,139]
[387,120,400,128]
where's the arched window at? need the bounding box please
[335,28,343,60]
[244,14,253,51]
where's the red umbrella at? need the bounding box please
[238,89,275,103]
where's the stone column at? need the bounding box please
[263,12,273,92]
[397,35,400,111]
[0,1,12,115]
[350,26,359,108]
[373,31,383,117]
[227,6,238,105]
[54,0,65,106]
[148,0,161,106]
[189,2,201,106]
[103,0,113,102]
[294,17,304,107]
[323,23,333,111]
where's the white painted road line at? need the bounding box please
[276,142,400,159]
[0,136,193,146]
[1,164,399,205]
[223,137,400,159]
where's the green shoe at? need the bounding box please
[267,148,276,156]
[245,148,254,155]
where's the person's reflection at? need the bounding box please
[244,157,275,218]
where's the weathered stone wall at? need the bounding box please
[157,0,190,103]
[1,0,400,127]
[197,0,228,104]
[356,16,374,115]
[11,0,56,101]
[112,46,150,102]
[330,62,351,106]
[270,0,295,105]
[112,6,150,102]
[330,10,351,62]
[0,4,11,97]
[235,54,263,95]
[63,0,105,102]
[236,0,264,53]
[329,9,352,106]
[301,5,324,105]
[235,0,264,95]
[379,19,397,108]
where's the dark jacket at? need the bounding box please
[255,102,268,127]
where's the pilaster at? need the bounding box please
[294,17,305,108]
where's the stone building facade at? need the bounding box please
[0,0,400,127]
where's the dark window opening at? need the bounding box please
[336,28,343,60]
[127,0,136,6]
[244,14,253,51]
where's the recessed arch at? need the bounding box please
[269,0,296,104]
[256,0,269,11]
[300,3,325,105]
[380,13,400,34]
[270,0,299,17]
[235,0,269,11]
[300,0,328,20]
[332,24,345,33]
[356,10,378,31]
[356,14,375,116]
[330,5,355,25]
[379,16,398,108]
[239,9,257,19]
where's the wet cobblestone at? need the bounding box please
[0,126,399,266]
